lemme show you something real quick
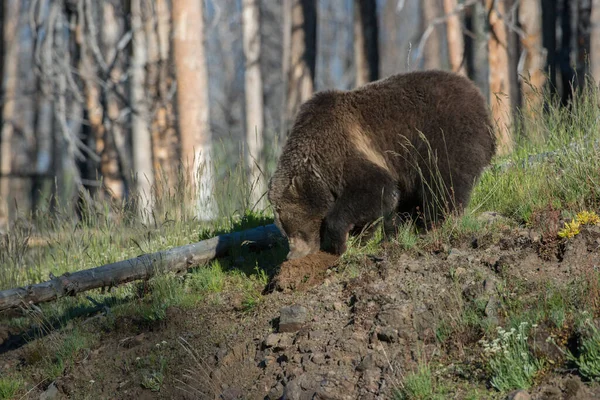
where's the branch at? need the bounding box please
[413,0,480,68]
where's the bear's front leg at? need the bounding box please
[322,176,399,255]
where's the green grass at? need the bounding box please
[470,82,600,223]
[479,322,543,391]
[395,360,449,400]
[0,377,21,400]
[568,319,600,382]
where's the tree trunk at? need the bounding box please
[354,0,379,86]
[283,0,317,135]
[101,1,129,201]
[487,0,513,155]
[559,0,575,105]
[519,0,546,112]
[131,0,155,220]
[576,0,592,88]
[443,0,466,75]
[507,0,522,115]
[0,0,21,230]
[242,0,266,210]
[542,0,558,96]
[422,0,443,70]
[592,0,600,85]
[145,0,178,198]
[172,0,215,221]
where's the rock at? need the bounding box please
[221,387,244,400]
[537,385,561,400]
[276,334,294,351]
[376,327,398,343]
[447,248,462,262]
[454,267,467,277]
[332,302,343,311]
[279,305,308,333]
[309,330,325,341]
[506,389,531,400]
[311,353,326,365]
[264,333,280,348]
[485,295,500,325]
[406,262,422,273]
[283,373,317,400]
[564,376,593,400]
[267,382,284,400]
[39,382,59,400]
[356,354,376,372]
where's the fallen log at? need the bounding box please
[0,224,283,311]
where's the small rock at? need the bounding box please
[506,390,531,400]
[309,330,325,341]
[264,333,280,348]
[485,296,500,325]
[311,353,326,365]
[447,248,462,261]
[407,263,422,273]
[377,327,398,343]
[275,334,293,351]
[279,305,308,333]
[332,301,343,311]
[356,354,376,372]
[221,387,244,400]
[483,277,496,293]
[267,383,284,400]
[454,267,467,277]
[39,383,59,400]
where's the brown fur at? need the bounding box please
[268,70,496,259]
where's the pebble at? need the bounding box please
[279,305,308,333]
[506,389,531,400]
[39,383,59,400]
[264,333,279,348]
[376,327,398,343]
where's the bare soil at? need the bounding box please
[3,223,600,399]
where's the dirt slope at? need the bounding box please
[2,223,600,399]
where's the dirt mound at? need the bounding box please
[270,251,339,292]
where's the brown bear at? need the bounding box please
[268,70,496,260]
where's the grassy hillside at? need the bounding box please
[1,83,600,399]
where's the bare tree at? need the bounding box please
[354,0,379,86]
[282,0,317,136]
[421,0,444,69]
[542,0,558,95]
[487,0,513,155]
[172,0,215,220]
[100,1,131,201]
[130,0,155,220]
[519,0,546,111]
[592,0,600,84]
[443,0,466,75]
[0,0,21,229]
[242,0,266,210]
[144,0,178,193]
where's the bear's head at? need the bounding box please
[268,174,332,260]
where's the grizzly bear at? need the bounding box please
[268,70,496,260]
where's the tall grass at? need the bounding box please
[470,80,600,222]
[0,142,276,291]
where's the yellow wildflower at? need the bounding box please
[575,210,600,226]
[558,219,580,239]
